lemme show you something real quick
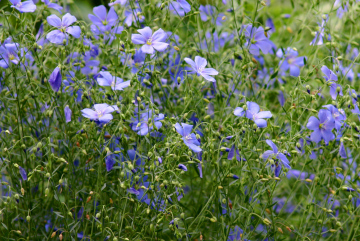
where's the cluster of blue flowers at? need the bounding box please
[1,0,360,240]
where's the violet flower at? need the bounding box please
[42,0,62,13]
[245,101,272,128]
[46,13,81,45]
[178,164,188,171]
[97,71,131,91]
[329,83,343,100]
[261,140,291,170]
[49,66,62,92]
[19,166,27,180]
[169,0,191,16]
[175,123,202,153]
[241,24,275,55]
[109,0,127,6]
[88,5,118,31]
[10,0,36,13]
[124,7,144,27]
[131,27,169,54]
[184,56,218,82]
[306,109,335,143]
[81,104,118,123]
[0,43,20,69]
[310,15,329,46]
[130,109,164,136]
[321,65,338,82]
[64,106,72,123]
[276,47,305,77]
[322,105,345,131]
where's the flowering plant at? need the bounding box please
[1,0,360,240]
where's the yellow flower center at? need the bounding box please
[146,39,152,45]
[97,111,103,118]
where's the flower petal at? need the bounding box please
[47,14,62,27]
[66,26,81,38]
[62,13,77,27]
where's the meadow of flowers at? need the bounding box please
[1,0,360,240]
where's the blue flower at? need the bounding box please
[0,43,20,69]
[124,7,144,26]
[109,0,127,6]
[81,104,118,123]
[169,0,191,16]
[89,5,118,32]
[10,0,36,13]
[261,140,291,170]
[19,166,27,180]
[276,47,306,77]
[97,71,131,91]
[49,66,62,92]
[64,106,72,123]
[131,109,164,136]
[321,65,338,82]
[241,24,275,55]
[46,13,81,45]
[306,109,335,143]
[323,104,345,130]
[178,164,187,171]
[228,226,249,241]
[245,101,272,128]
[184,56,219,82]
[310,15,329,45]
[175,123,202,153]
[42,0,62,13]
[131,27,169,54]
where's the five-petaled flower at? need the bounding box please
[89,5,118,31]
[261,140,291,176]
[184,56,219,82]
[97,71,131,91]
[81,104,118,123]
[241,24,275,55]
[131,27,169,54]
[46,13,81,45]
[10,0,36,13]
[175,123,202,153]
[306,109,335,144]
[276,47,306,77]
[234,102,272,128]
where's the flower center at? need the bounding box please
[16,3,22,7]
[197,67,204,73]
[319,123,324,129]
[102,20,108,26]
[111,81,115,88]
[9,54,15,60]
[185,134,192,141]
[146,38,152,45]
[251,38,256,44]
[60,26,67,33]
[97,110,103,118]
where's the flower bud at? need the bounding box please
[263,218,271,225]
